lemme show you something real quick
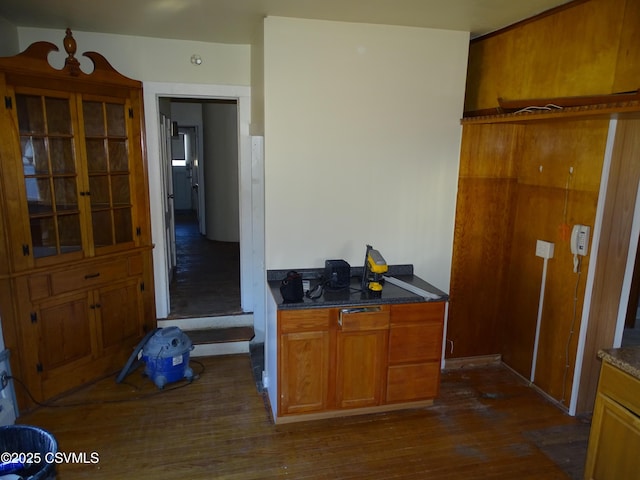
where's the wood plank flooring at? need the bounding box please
[169,210,241,318]
[16,356,589,479]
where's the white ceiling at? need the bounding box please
[0,0,572,45]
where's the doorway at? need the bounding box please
[143,81,264,343]
[166,98,241,318]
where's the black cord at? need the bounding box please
[8,359,206,409]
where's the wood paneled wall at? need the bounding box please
[450,0,640,410]
[448,123,520,358]
[465,0,638,113]
[449,118,609,406]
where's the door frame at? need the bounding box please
[142,82,259,324]
[160,114,177,278]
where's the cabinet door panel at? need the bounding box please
[39,293,92,370]
[81,97,136,254]
[336,330,387,409]
[585,393,640,480]
[14,90,85,264]
[96,279,143,352]
[389,323,443,364]
[386,362,440,403]
[279,330,329,414]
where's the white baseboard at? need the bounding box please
[191,341,250,357]
[158,313,253,330]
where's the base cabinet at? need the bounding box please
[13,252,150,403]
[387,302,444,403]
[277,301,445,422]
[279,309,331,415]
[584,361,640,479]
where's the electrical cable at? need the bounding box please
[513,103,563,114]
[7,359,205,409]
[561,256,582,404]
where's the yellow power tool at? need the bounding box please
[361,244,388,295]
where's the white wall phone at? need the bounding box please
[571,224,590,256]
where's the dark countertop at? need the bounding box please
[598,347,640,381]
[268,264,448,310]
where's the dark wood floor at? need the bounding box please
[169,210,242,318]
[18,356,590,479]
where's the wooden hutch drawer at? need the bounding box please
[28,254,143,301]
[50,261,128,296]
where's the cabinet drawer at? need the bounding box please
[28,274,51,301]
[386,362,440,403]
[390,302,444,324]
[279,309,331,333]
[599,361,640,416]
[50,258,131,296]
[339,305,390,332]
[389,322,443,364]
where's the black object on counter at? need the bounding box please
[324,259,350,290]
[280,271,304,303]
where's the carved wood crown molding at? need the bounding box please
[462,90,640,124]
[0,28,140,88]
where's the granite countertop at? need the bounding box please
[268,264,448,310]
[598,347,640,380]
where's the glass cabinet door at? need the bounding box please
[82,98,134,251]
[16,93,83,260]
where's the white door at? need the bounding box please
[185,127,206,236]
[172,166,191,211]
[160,114,177,284]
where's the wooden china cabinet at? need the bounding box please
[0,30,155,408]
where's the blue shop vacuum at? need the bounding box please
[117,326,195,388]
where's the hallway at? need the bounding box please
[169,210,242,318]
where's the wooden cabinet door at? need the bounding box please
[584,393,640,479]
[31,277,144,402]
[94,278,144,356]
[279,330,330,415]
[36,291,94,400]
[336,306,390,409]
[336,329,388,408]
[278,309,331,415]
[5,87,87,270]
[80,95,140,256]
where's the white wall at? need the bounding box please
[203,103,240,242]
[263,17,469,292]
[0,17,18,56]
[250,21,265,136]
[17,27,250,86]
